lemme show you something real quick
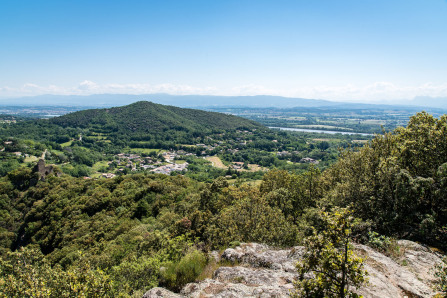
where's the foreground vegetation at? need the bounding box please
[1,111,447,296]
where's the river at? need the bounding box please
[269,127,374,136]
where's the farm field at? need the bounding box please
[205,156,227,169]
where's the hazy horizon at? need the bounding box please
[1,93,447,111]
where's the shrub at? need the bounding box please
[293,208,368,298]
[0,247,115,297]
[368,231,392,250]
[161,249,207,292]
[434,257,447,295]
[111,255,161,295]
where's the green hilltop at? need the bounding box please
[0,101,268,155]
[49,101,263,132]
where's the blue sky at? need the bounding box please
[1,0,447,102]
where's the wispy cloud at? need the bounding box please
[1,81,447,102]
[74,81,220,96]
[0,81,219,98]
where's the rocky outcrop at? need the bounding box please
[143,241,443,298]
[355,241,439,298]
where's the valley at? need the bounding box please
[2,1,447,296]
[0,101,368,183]
[1,102,447,297]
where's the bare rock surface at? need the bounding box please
[221,243,304,272]
[397,240,442,283]
[142,241,442,298]
[354,243,441,298]
[143,287,182,298]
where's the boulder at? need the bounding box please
[221,242,304,272]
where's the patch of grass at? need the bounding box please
[87,135,107,140]
[90,173,102,178]
[352,140,368,144]
[385,241,406,260]
[232,276,245,283]
[205,156,227,169]
[361,119,386,125]
[62,164,74,171]
[226,179,262,187]
[244,179,263,186]
[368,232,405,261]
[198,251,242,282]
[368,231,406,261]
[247,164,266,172]
[197,259,220,281]
[24,155,38,163]
[92,161,110,172]
[123,148,161,154]
[229,241,241,248]
[61,140,73,147]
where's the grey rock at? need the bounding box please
[397,240,442,283]
[354,243,440,298]
[141,241,442,298]
[142,287,182,298]
[208,250,221,263]
[221,242,304,272]
[182,273,293,297]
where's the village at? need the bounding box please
[1,135,322,180]
[99,150,192,178]
[98,146,319,179]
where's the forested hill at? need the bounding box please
[49,101,263,132]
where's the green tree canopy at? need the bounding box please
[293,207,368,298]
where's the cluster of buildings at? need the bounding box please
[115,153,160,171]
[161,150,195,162]
[104,150,192,177]
[0,119,16,124]
[231,162,245,170]
[275,150,319,164]
[151,162,189,175]
[300,157,319,164]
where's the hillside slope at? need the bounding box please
[49,101,263,132]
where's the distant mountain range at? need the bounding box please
[1,93,447,110]
[403,96,447,110]
[0,94,337,108]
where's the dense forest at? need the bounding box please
[1,108,447,296]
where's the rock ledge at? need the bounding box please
[143,241,442,298]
